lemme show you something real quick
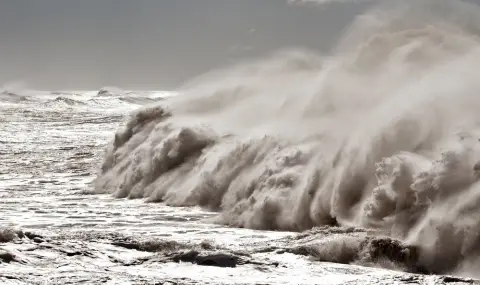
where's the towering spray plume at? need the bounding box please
[96,0,480,275]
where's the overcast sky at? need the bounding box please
[0,0,373,90]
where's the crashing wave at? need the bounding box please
[95,0,480,276]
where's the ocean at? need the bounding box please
[3,0,480,284]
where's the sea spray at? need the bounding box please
[96,0,480,275]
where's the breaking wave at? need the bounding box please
[0,90,28,102]
[43,96,86,107]
[95,0,480,276]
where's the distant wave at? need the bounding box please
[0,87,171,106]
[44,96,86,107]
[96,86,129,97]
[89,87,167,106]
[95,0,480,277]
[0,90,28,102]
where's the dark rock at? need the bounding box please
[442,276,474,283]
[170,250,199,263]
[33,237,44,243]
[24,232,43,240]
[111,239,183,252]
[0,250,15,263]
[15,230,25,239]
[195,253,238,268]
[398,276,421,283]
[111,241,141,251]
[0,229,17,243]
[66,251,82,257]
[141,248,280,270]
[168,250,238,267]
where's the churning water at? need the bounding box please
[3,0,480,284]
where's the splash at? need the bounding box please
[96,0,480,276]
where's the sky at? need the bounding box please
[0,0,372,90]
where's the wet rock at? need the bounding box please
[169,250,199,263]
[0,228,18,243]
[0,250,16,263]
[111,241,141,251]
[442,276,475,283]
[195,253,238,268]
[15,230,25,239]
[65,251,82,257]
[172,250,239,268]
[111,239,184,252]
[2,275,19,279]
[398,276,422,283]
[165,250,276,269]
[33,237,44,243]
[24,231,43,240]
